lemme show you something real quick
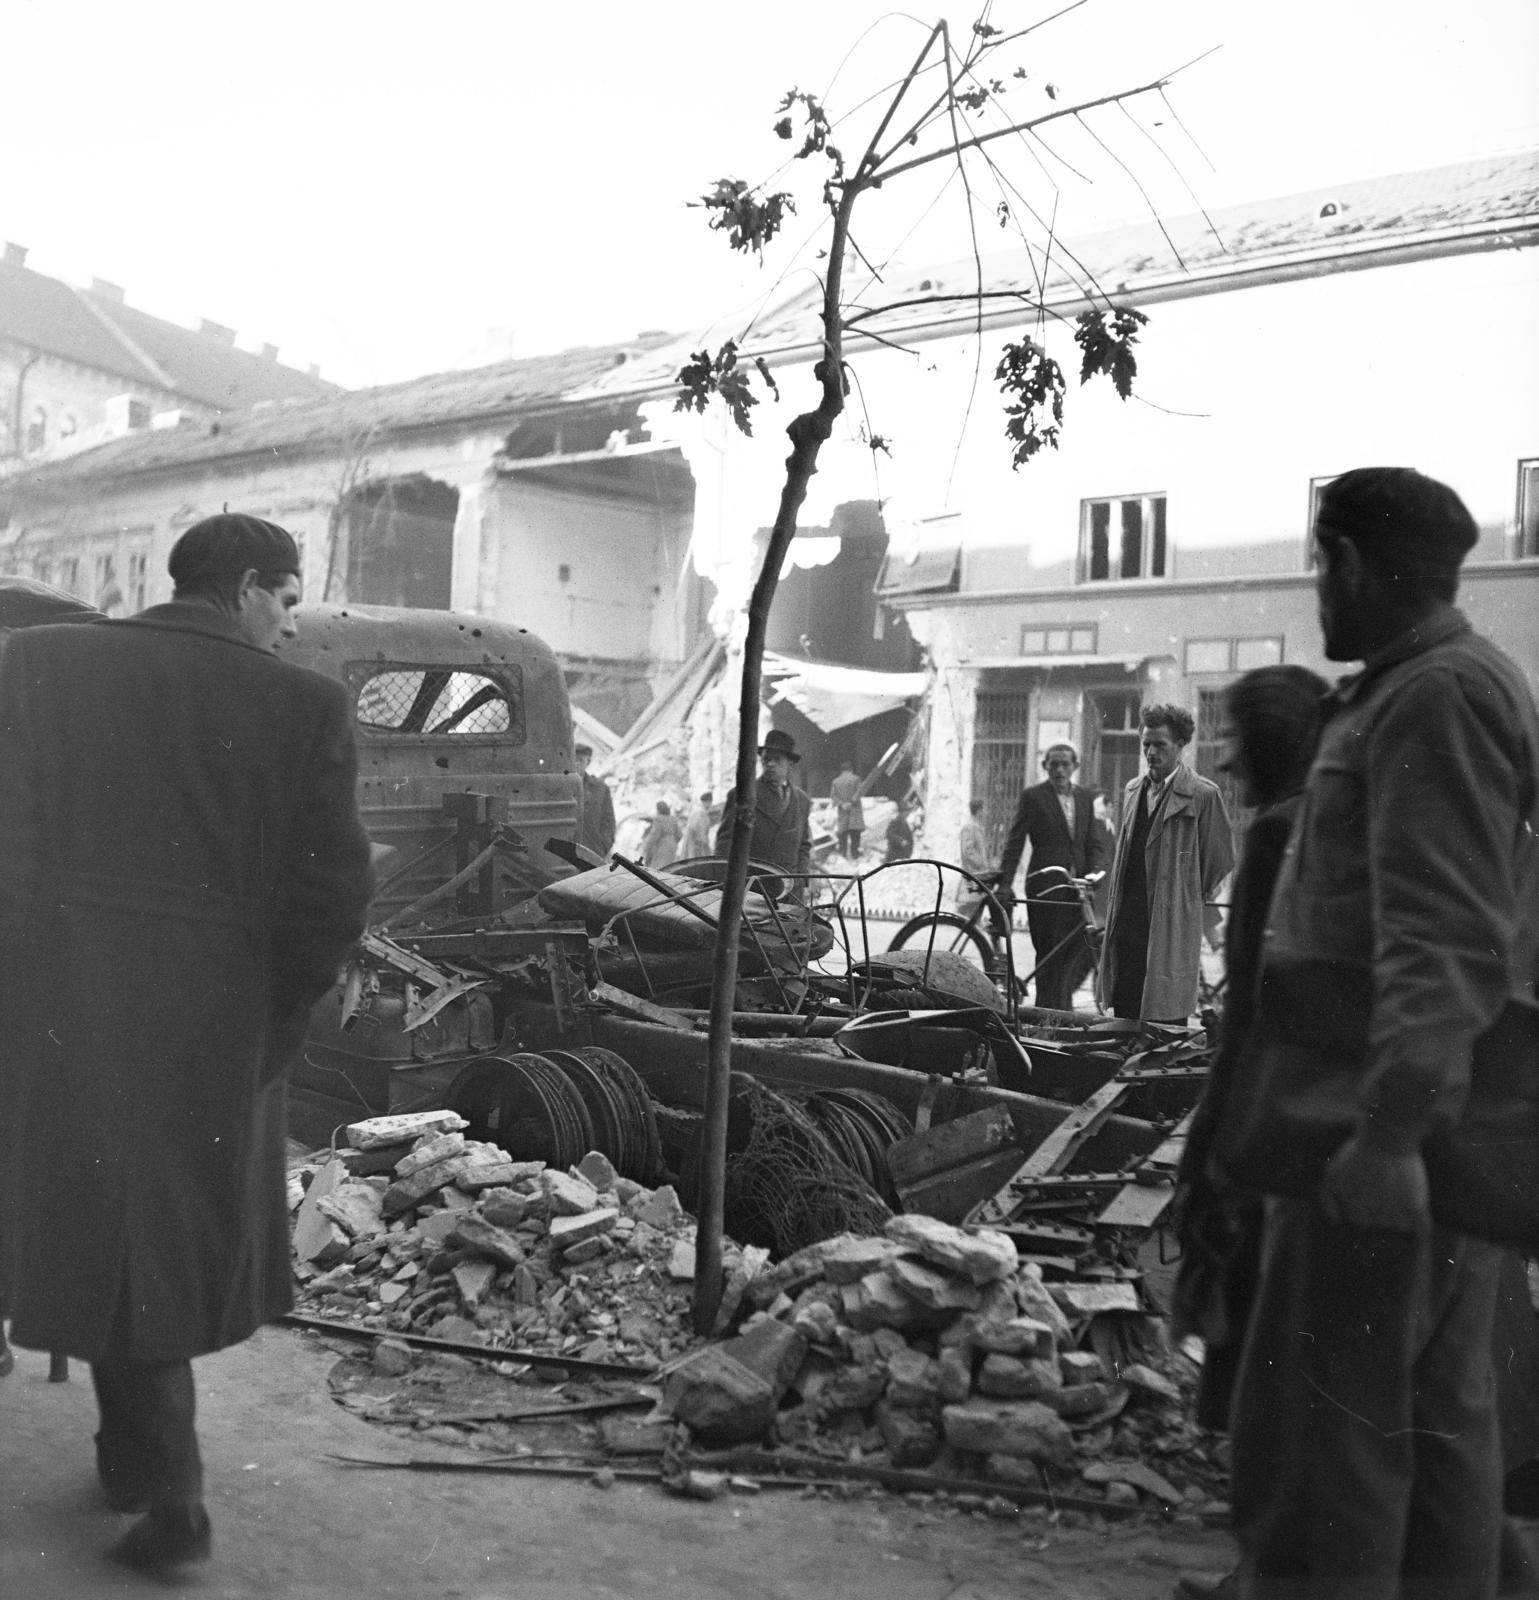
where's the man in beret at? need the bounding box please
[0,512,373,1573]
[715,726,813,883]
[1215,469,1539,1597]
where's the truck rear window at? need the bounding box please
[350,664,526,742]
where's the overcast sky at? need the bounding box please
[6,0,1535,389]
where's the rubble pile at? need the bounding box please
[657,1214,1225,1513]
[288,1113,1223,1514]
[288,1110,734,1368]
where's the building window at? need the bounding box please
[1517,460,1539,559]
[1020,622,1098,656]
[1081,494,1166,582]
[32,559,53,588]
[127,548,149,612]
[95,552,124,614]
[1184,638,1231,675]
[58,557,80,596]
[1234,636,1284,671]
[970,682,1035,853]
[1086,688,1145,818]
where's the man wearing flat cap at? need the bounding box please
[1213,469,1539,1597]
[0,512,373,1574]
[715,726,814,883]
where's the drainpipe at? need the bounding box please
[9,349,41,458]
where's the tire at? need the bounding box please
[887,912,998,977]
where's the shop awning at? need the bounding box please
[763,653,929,732]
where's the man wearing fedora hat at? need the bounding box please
[715,726,813,884]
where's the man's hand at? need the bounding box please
[1318,1134,1430,1233]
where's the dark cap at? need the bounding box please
[168,513,301,589]
[1315,468,1478,576]
[758,728,801,763]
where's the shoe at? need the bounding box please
[107,1503,212,1575]
[1174,1573,1239,1600]
[0,1342,14,1379]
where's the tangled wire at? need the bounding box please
[722,1077,892,1258]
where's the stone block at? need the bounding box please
[937,1346,974,1403]
[598,1416,673,1455]
[453,1260,497,1310]
[338,1145,403,1178]
[977,1354,1063,1400]
[628,1184,685,1230]
[346,1111,467,1151]
[886,1254,984,1312]
[662,1346,778,1444]
[1121,1363,1182,1405]
[575,1151,618,1192]
[875,1400,941,1468]
[1041,1381,1123,1419]
[986,1452,1042,1486]
[1059,1349,1107,1385]
[512,1265,540,1306]
[1015,1262,1074,1345]
[541,1169,601,1216]
[667,1240,696,1281]
[293,1157,351,1264]
[1081,1460,1182,1504]
[822,1362,888,1413]
[969,1316,1056,1359]
[884,1215,1017,1284]
[481,1194,528,1230]
[941,1399,1074,1464]
[549,1208,620,1250]
[372,1337,414,1377]
[381,1155,475,1217]
[884,1347,942,1409]
[841,1271,940,1335]
[820,1236,896,1284]
[427,1313,483,1345]
[394,1132,467,1177]
[728,1317,808,1398]
[448,1213,526,1269]
[456,1162,523,1191]
[413,1209,463,1246]
[317,1183,385,1240]
[791,1300,841,1345]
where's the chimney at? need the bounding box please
[199,319,236,344]
[3,242,27,268]
[260,342,279,361]
[90,277,125,303]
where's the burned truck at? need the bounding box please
[281,602,1207,1273]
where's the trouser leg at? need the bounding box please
[1230,1198,1501,1600]
[1027,903,1081,1011]
[1110,929,1147,1018]
[91,1360,203,1510]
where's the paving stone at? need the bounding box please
[969,1316,1056,1358]
[1040,1380,1124,1419]
[549,1208,620,1250]
[598,1416,673,1455]
[629,1184,685,1229]
[1059,1350,1107,1385]
[942,1399,1075,1464]
[822,1362,888,1412]
[662,1346,778,1445]
[346,1111,468,1151]
[884,1348,942,1408]
[937,1345,974,1403]
[575,1151,618,1192]
[453,1259,497,1310]
[883,1215,1017,1284]
[448,1213,526,1269]
[841,1271,943,1335]
[977,1354,1063,1400]
[395,1132,467,1177]
[1012,1261,1075,1346]
[875,1400,942,1467]
[1121,1363,1182,1405]
[886,1254,984,1311]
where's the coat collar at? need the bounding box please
[1332,606,1469,707]
[123,600,272,657]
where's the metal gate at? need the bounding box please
[971,683,1034,854]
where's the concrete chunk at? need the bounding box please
[884,1348,942,1409]
[886,1255,984,1311]
[875,1400,942,1467]
[628,1184,685,1230]
[977,1354,1063,1400]
[453,1259,497,1311]
[293,1158,351,1264]
[820,1236,897,1284]
[394,1131,466,1176]
[448,1212,526,1269]
[575,1151,618,1192]
[541,1170,601,1217]
[883,1215,1017,1284]
[346,1111,467,1151]
[969,1316,1055,1359]
[941,1399,1074,1464]
[548,1208,620,1250]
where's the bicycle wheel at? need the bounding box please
[886,911,998,976]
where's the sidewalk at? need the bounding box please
[0,1326,1229,1599]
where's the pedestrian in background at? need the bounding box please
[1100,705,1233,1022]
[996,743,1107,1012]
[830,760,865,857]
[716,728,813,884]
[1216,468,1539,1597]
[679,789,715,859]
[640,799,683,869]
[0,514,373,1575]
[574,742,616,859]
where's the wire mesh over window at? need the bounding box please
[352,665,523,740]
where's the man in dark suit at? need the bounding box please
[715,727,813,884]
[574,742,616,858]
[0,514,373,1574]
[996,742,1107,1011]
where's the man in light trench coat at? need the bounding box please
[0,513,373,1574]
[1099,702,1233,1023]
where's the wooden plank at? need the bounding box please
[1096,1180,1176,1231]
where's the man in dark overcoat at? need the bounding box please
[715,727,813,884]
[575,742,616,858]
[995,742,1108,1012]
[0,514,373,1573]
